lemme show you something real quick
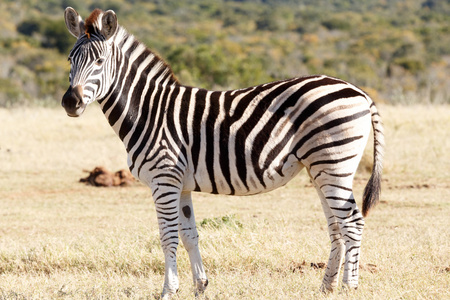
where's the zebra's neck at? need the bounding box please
[98,26,179,149]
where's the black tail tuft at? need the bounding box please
[362,167,382,217]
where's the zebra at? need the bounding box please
[62,7,384,298]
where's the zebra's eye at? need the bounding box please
[95,57,105,66]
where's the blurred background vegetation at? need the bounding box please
[0,0,448,107]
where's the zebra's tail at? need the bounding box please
[362,101,385,217]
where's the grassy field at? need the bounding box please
[0,104,449,299]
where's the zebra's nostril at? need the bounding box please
[72,85,84,103]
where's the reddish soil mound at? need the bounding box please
[80,166,135,187]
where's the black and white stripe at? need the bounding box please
[63,8,384,298]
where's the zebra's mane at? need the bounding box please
[85,9,179,85]
[113,26,179,85]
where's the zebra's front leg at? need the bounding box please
[152,181,182,299]
[179,191,208,295]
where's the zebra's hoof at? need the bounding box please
[161,287,179,300]
[194,278,209,296]
[320,283,334,293]
[161,292,176,300]
[340,283,358,294]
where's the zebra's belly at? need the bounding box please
[187,155,304,196]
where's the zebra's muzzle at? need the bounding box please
[62,85,86,117]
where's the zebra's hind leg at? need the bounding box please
[312,172,364,291]
[179,191,208,296]
[312,182,345,292]
[338,202,364,290]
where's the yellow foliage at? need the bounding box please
[269,48,283,62]
[302,34,319,45]
[11,40,33,50]
[221,40,243,56]
[401,30,419,43]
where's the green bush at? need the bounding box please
[394,58,425,74]
[17,18,73,53]
[199,215,243,230]
[321,17,351,31]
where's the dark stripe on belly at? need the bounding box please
[205,91,221,194]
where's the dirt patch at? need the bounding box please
[287,261,378,274]
[288,260,327,273]
[310,262,326,269]
[360,263,379,273]
[289,261,306,273]
[80,166,135,187]
[388,183,435,190]
[436,266,450,274]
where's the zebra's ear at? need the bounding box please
[101,10,118,40]
[64,7,85,38]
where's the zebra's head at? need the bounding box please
[62,7,118,117]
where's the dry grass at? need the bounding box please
[0,104,449,299]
